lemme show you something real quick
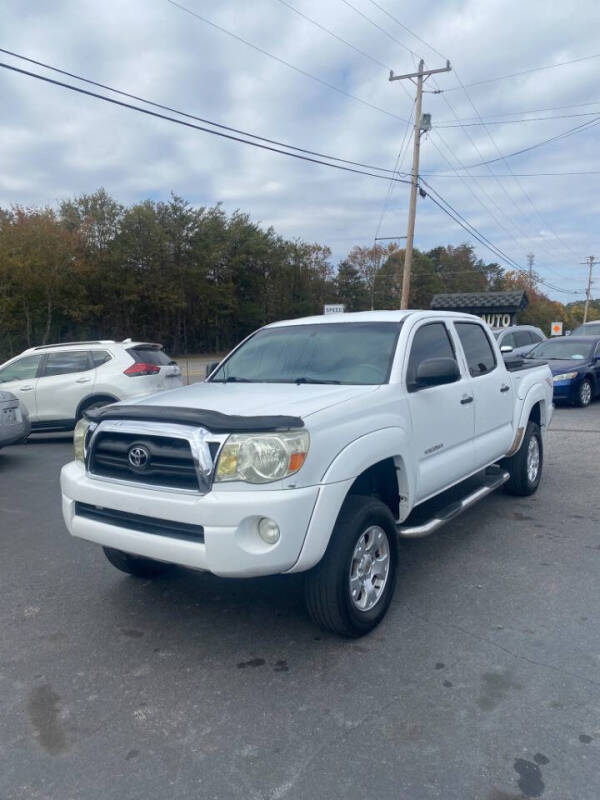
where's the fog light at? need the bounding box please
[258,517,280,545]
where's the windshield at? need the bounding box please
[527,339,593,360]
[571,323,600,336]
[211,322,401,385]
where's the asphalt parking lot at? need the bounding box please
[1,403,599,800]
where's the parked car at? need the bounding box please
[0,340,183,432]
[570,321,600,337]
[61,311,553,637]
[526,335,600,407]
[0,390,30,448]
[492,325,546,357]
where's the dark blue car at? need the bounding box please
[526,335,600,407]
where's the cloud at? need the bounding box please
[2,0,599,297]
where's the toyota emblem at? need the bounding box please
[128,445,150,469]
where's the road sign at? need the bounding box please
[550,321,563,336]
[324,304,345,314]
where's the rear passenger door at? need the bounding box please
[404,321,475,503]
[35,351,96,423]
[454,322,513,469]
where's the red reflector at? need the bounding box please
[124,362,160,376]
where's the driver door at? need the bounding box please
[404,321,475,503]
[0,354,43,419]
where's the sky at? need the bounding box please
[2,0,600,300]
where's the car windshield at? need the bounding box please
[571,323,600,336]
[210,322,401,385]
[527,339,593,360]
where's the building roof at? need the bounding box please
[430,291,528,313]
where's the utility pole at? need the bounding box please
[389,59,452,309]
[581,255,596,323]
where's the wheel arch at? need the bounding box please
[289,428,411,573]
[75,393,119,420]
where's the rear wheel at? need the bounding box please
[304,496,397,637]
[77,397,116,420]
[576,378,593,408]
[103,547,172,578]
[503,421,543,497]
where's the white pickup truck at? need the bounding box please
[60,311,553,636]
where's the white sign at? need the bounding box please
[324,304,345,315]
[550,321,563,336]
[481,313,512,328]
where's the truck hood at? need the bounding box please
[134,381,380,419]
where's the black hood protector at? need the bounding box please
[84,404,304,433]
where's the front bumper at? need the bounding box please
[552,380,578,402]
[60,461,321,577]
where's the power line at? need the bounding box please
[443,52,600,92]
[0,48,408,177]
[437,110,600,127]
[444,99,600,122]
[166,0,407,122]
[422,169,600,178]
[364,0,447,61]
[272,0,390,71]
[440,108,600,168]
[0,61,413,186]
[420,180,580,295]
[449,68,590,264]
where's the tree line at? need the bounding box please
[0,188,596,361]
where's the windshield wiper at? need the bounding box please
[294,377,341,384]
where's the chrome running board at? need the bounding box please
[396,467,510,539]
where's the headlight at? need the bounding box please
[215,430,310,484]
[552,372,578,382]
[73,418,91,462]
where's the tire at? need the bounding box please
[575,378,593,408]
[103,547,172,578]
[502,421,543,497]
[304,495,397,637]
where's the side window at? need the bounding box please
[0,354,43,383]
[455,323,497,377]
[502,332,516,348]
[91,350,111,367]
[529,331,543,344]
[514,330,531,348]
[406,322,455,390]
[42,351,92,377]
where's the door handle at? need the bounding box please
[500,384,510,393]
[19,385,33,392]
[460,395,474,405]
[76,377,92,383]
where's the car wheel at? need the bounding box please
[576,378,592,407]
[304,495,397,637]
[503,421,543,497]
[77,397,116,421]
[103,547,172,578]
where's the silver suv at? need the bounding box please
[492,325,546,357]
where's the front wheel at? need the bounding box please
[502,421,543,497]
[575,378,593,408]
[103,547,172,578]
[304,496,397,637]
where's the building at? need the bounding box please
[430,290,528,328]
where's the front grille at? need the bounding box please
[74,501,205,542]
[89,431,200,490]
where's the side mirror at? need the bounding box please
[415,357,460,389]
[205,361,219,379]
[500,345,513,354]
